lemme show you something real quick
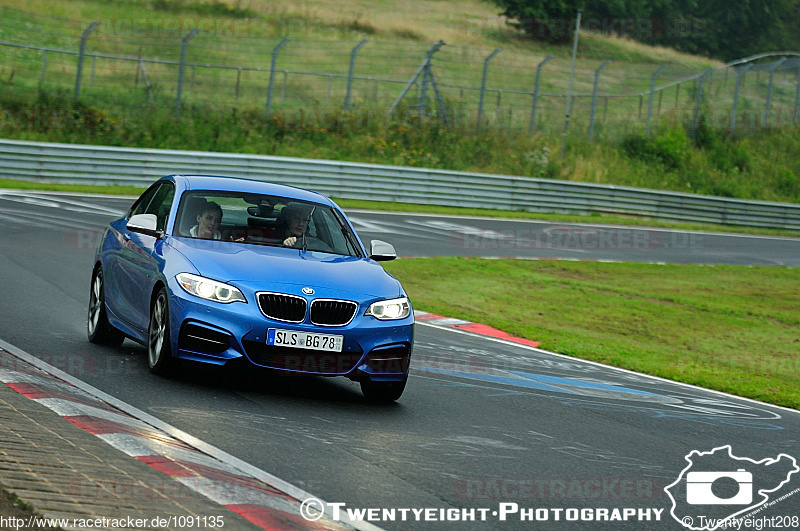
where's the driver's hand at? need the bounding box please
[283,236,297,247]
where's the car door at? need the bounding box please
[113,182,175,333]
[105,184,160,327]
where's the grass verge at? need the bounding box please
[383,257,800,409]
[0,178,144,196]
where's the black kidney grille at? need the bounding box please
[257,293,307,323]
[310,300,358,326]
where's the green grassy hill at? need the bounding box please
[0,0,799,208]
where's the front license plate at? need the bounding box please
[267,329,344,352]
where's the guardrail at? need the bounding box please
[1,138,798,230]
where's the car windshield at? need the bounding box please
[173,191,362,257]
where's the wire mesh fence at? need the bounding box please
[1,5,799,141]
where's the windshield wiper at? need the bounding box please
[332,209,362,257]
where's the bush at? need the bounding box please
[692,111,750,172]
[776,169,799,199]
[621,127,690,169]
[709,140,750,173]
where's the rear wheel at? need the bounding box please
[87,268,125,346]
[360,377,407,403]
[148,288,173,375]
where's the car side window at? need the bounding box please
[129,184,163,218]
[143,183,175,231]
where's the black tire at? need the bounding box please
[87,267,125,347]
[147,288,173,375]
[360,377,407,403]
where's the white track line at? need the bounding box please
[0,337,381,531]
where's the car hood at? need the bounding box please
[171,237,402,299]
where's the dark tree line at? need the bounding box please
[493,0,800,61]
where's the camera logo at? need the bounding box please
[686,469,752,505]
[665,445,799,531]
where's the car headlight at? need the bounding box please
[176,273,246,304]
[365,297,410,320]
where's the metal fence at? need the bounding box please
[1,138,798,230]
[1,6,799,140]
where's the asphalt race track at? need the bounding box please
[1,190,799,530]
[346,213,800,266]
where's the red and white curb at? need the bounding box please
[414,311,540,348]
[0,344,373,531]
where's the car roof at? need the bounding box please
[165,175,335,206]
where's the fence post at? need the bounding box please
[418,62,430,119]
[386,40,445,119]
[477,48,501,129]
[561,9,582,156]
[39,50,48,86]
[281,70,288,105]
[529,54,553,135]
[426,63,449,127]
[74,21,99,99]
[89,55,96,87]
[135,47,142,87]
[691,69,713,139]
[588,60,610,141]
[794,65,800,124]
[175,28,199,116]
[138,60,154,104]
[266,37,289,119]
[646,65,667,135]
[343,39,368,113]
[235,68,241,99]
[730,63,752,134]
[764,58,786,128]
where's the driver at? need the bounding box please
[276,203,312,247]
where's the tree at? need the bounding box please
[491,0,800,60]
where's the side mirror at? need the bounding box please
[370,240,396,262]
[127,213,162,239]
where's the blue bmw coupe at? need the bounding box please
[88,175,413,401]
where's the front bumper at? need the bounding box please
[168,288,413,382]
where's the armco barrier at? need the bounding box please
[0,138,798,230]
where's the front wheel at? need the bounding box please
[360,377,407,403]
[148,288,173,375]
[87,268,125,347]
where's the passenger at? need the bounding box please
[190,201,223,240]
[276,203,312,247]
